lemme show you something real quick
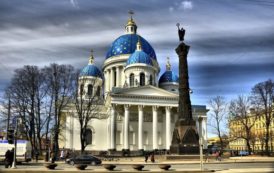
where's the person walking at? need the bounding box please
[205,151,209,162]
[9,148,14,168]
[35,150,39,162]
[144,152,149,162]
[150,152,155,163]
[60,149,64,161]
[215,151,219,161]
[4,150,10,168]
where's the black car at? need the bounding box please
[66,155,102,165]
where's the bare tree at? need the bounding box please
[208,96,227,151]
[229,95,258,154]
[72,71,107,153]
[42,64,75,161]
[6,66,46,156]
[251,79,274,156]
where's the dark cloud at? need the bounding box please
[190,27,274,56]
[0,0,274,105]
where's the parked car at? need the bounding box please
[66,155,102,165]
[239,151,249,156]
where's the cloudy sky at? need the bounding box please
[0,0,274,105]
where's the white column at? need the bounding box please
[203,117,208,148]
[165,106,171,150]
[70,112,74,149]
[106,69,110,92]
[116,66,120,87]
[138,105,144,150]
[121,66,125,87]
[124,105,129,149]
[108,109,111,149]
[152,106,158,150]
[110,68,114,91]
[110,105,116,150]
[104,70,108,93]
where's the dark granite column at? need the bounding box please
[170,26,199,154]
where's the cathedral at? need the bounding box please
[62,15,208,152]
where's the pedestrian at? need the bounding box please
[9,148,14,168]
[144,152,149,162]
[205,151,209,162]
[65,150,70,159]
[50,152,56,163]
[35,150,39,162]
[60,149,64,161]
[150,152,155,163]
[218,151,222,161]
[4,150,10,168]
[215,151,219,161]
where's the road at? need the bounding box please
[0,162,273,172]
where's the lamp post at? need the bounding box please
[11,116,18,169]
[198,116,203,171]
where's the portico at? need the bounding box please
[108,85,208,151]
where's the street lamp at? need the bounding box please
[11,116,18,169]
[198,116,203,171]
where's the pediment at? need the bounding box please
[112,85,178,97]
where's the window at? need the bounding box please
[149,75,153,85]
[116,131,121,145]
[87,84,93,96]
[130,73,134,87]
[85,129,92,145]
[140,73,145,86]
[114,70,117,87]
[80,84,84,95]
[129,131,135,145]
[158,132,162,145]
[96,86,100,97]
[144,131,148,145]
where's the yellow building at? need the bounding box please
[229,114,274,152]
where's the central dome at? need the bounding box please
[105,34,157,60]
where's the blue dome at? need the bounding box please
[159,71,179,84]
[106,34,157,60]
[126,51,153,66]
[80,64,102,78]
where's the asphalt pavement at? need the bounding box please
[0,156,273,173]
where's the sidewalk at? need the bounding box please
[100,156,274,164]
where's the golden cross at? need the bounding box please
[128,10,134,19]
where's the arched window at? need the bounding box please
[149,75,153,85]
[85,129,92,145]
[80,84,84,95]
[130,73,134,87]
[87,84,93,96]
[114,70,117,87]
[96,86,100,97]
[140,73,145,86]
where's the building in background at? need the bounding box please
[229,114,274,153]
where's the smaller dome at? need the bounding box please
[159,71,179,84]
[80,64,102,78]
[80,50,103,78]
[126,50,153,66]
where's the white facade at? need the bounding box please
[62,16,208,151]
